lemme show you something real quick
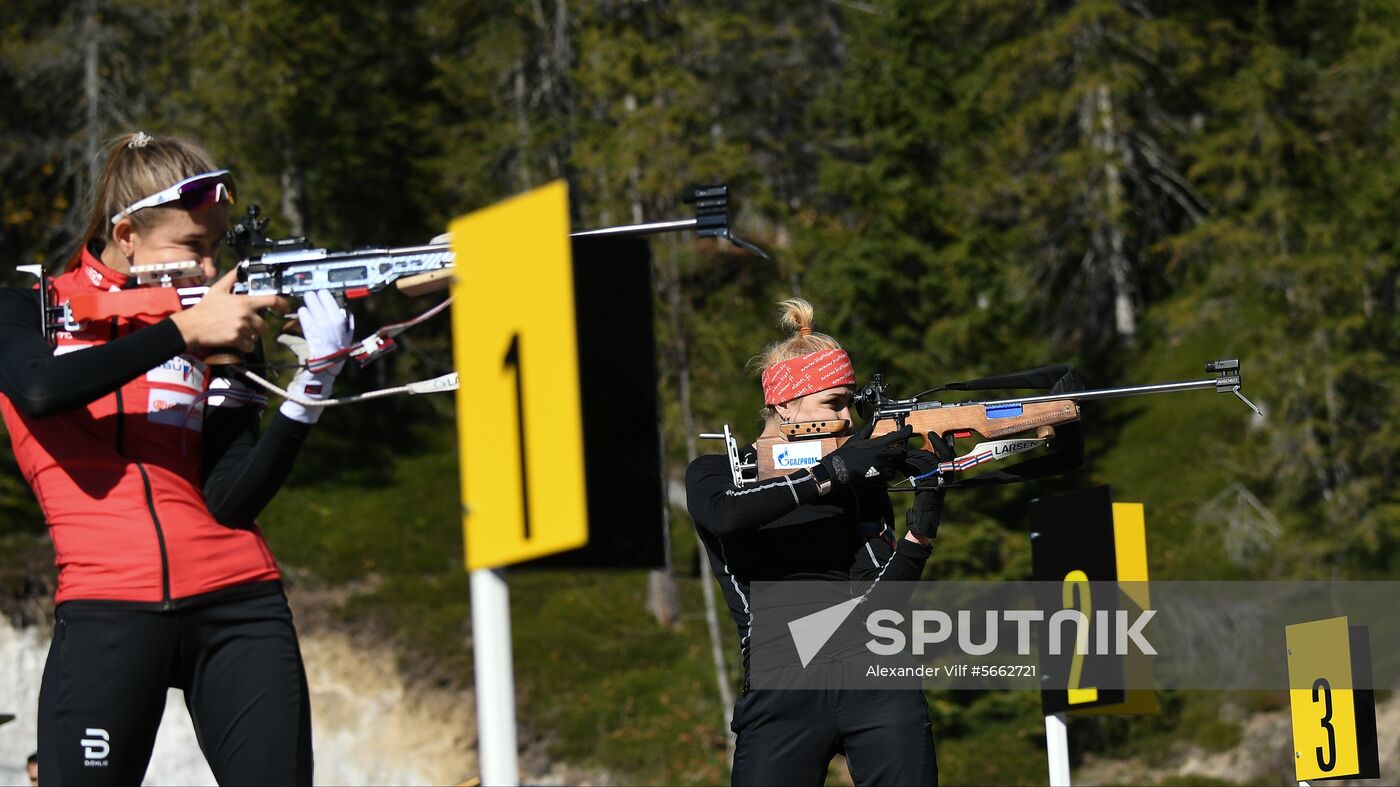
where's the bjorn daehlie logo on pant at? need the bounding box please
[81,728,110,766]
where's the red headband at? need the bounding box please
[761,348,856,406]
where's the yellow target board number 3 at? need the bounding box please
[1285,616,1380,782]
[450,181,589,571]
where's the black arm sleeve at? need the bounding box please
[201,407,312,527]
[0,288,186,418]
[878,538,933,582]
[685,453,824,538]
[850,488,933,583]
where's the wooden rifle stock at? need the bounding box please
[395,269,454,296]
[868,400,1078,442]
[753,400,1080,481]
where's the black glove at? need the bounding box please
[903,447,948,539]
[819,422,912,486]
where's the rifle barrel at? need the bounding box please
[261,216,700,263]
[967,378,1220,409]
[424,215,701,241]
[570,217,698,237]
[243,215,707,269]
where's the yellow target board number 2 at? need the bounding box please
[1285,616,1379,782]
[450,181,589,571]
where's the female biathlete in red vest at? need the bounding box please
[687,298,946,786]
[0,132,354,785]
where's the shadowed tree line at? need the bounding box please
[3,0,1391,568]
[2,1,1398,781]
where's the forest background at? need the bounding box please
[2,0,1398,784]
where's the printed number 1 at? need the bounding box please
[1313,677,1336,772]
[504,334,530,540]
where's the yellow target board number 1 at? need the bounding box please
[1285,616,1379,782]
[451,181,589,571]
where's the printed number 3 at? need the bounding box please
[1313,676,1336,772]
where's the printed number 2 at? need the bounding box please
[1313,677,1336,772]
[1063,570,1098,705]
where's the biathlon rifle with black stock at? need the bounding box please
[701,360,1264,491]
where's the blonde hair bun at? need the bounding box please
[748,296,843,375]
[776,298,816,338]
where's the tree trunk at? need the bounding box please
[512,62,532,191]
[645,566,680,629]
[662,238,736,757]
[775,223,802,297]
[279,137,306,237]
[83,0,101,189]
[642,176,681,630]
[1086,81,1136,345]
[529,0,574,186]
[1294,369,1334,502]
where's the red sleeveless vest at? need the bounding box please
[1,249,280,605]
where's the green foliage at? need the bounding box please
[510,571,730,785]
[930,688,1051,785]
[261,425,462,582]
[3,1,1399,782]
[1157,777,1245,787]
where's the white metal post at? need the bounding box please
[1045,712,1071,786]
[472,568,519,786]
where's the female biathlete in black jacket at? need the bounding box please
[687,298,946,786]
[0,132,354,785]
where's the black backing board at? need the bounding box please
[522,236,666,569]
[1031,485,1128,714]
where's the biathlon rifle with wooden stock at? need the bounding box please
[702,360,1263,491]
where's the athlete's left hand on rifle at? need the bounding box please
[902,448,948,541]
[280,290,355,424]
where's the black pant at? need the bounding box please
[731,688,938,786]
[36,589,313,786]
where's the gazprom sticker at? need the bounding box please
[148,389,203,431]
[773,441,824,470]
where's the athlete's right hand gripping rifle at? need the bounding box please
[705,360,1263,490]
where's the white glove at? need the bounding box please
[279,290,354,424]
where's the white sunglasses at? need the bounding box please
[110,170,236,225]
